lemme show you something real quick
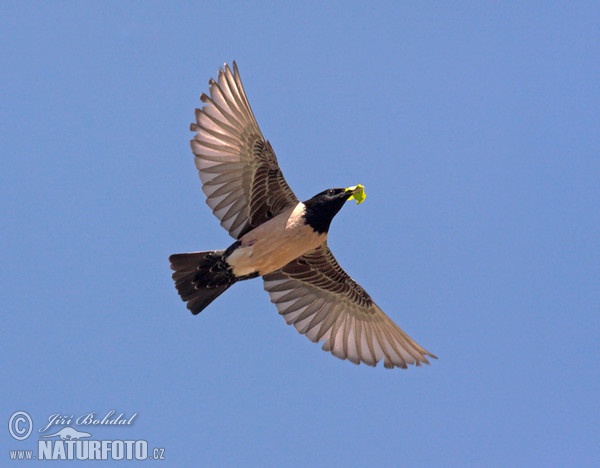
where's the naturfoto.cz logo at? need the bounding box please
[8,410,166,461]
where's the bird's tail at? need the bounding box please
[169,250,236,314]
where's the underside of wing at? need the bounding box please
[191,62,298,239]
[263,244,437,369]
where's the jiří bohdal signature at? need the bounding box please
[38,410,137,434]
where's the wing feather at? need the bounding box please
[263,243,436,369]
[191,62,298,239]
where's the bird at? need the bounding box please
[169,62,436,369]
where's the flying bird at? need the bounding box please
[169,62,436,369]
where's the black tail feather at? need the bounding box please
[169,251,236,314]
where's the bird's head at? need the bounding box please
[303,184,366,234]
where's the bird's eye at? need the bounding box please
[327,189,335,196]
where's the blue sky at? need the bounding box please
[2,2,599,466]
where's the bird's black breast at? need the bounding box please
[303,208,333,234]
[302,192,348,234]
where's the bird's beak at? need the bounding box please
[345,184,366,205]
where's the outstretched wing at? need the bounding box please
[263,244,436,369]
[191,62,298,239]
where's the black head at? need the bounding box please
[303,188,353,234]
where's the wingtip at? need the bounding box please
[218,61,239,79]
[222,61,236,76]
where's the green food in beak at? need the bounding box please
[345,184,366,205]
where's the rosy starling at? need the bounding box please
[170,62,436,369]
